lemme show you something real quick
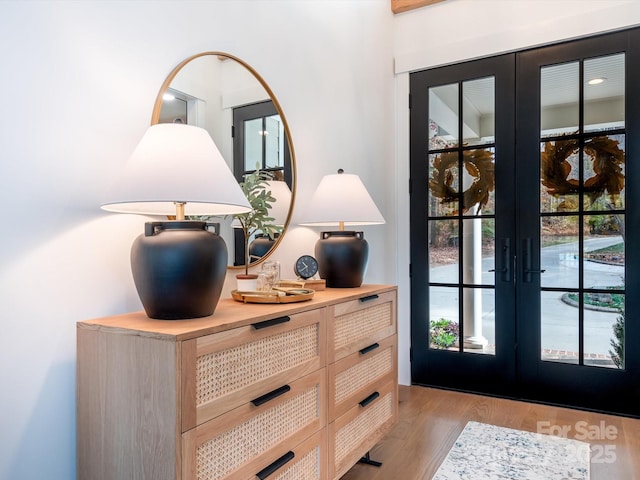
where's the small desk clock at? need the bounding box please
[294,255,319,280]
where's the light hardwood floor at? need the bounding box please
[341,385,640,480]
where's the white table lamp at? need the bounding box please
[300,169,384,287]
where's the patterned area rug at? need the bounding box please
[433,421,590,479]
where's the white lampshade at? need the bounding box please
[300,170,385,227]
[265,180,292,226]
[101,123,251,216]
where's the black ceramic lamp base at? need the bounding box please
[131,221,227,320]
[315,231,368,288]
[249,233,280,261]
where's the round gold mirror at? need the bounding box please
[151,52,296,269]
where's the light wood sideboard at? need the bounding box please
[77,284,397,480]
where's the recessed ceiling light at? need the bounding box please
[163,93,176,101]
[588,77,606,85]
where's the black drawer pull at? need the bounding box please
[251,385,291,407]
[359,391,380,408]
[252,316,290,330]
[359,294,379,303]
[359,343,380,355]
[256,451,295,479]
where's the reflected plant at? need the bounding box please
[233,167,282,275]
[429,318,459,349]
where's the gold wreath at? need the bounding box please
[429,149,495,214]
[541,136,625,207]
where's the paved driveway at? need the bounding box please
[428,236,624,359]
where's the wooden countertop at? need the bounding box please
[77,284,396,341]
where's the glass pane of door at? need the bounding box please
[264,114,284,169]
[538,53,626,369]
[427,76,496,355]
[244,118,263,170]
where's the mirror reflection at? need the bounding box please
[151,52,295,268]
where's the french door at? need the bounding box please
[410,54,517,397]
[410,28,640,417]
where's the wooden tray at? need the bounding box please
[231,288,315,304]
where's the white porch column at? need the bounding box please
[463,205,489,349]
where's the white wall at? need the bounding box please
[392,0,640,386]
[5,0,640,477]
[0,1,394,478]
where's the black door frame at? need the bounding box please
[232,100,292,186]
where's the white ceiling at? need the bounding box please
[465,53,624,115]
[432,52,625,140]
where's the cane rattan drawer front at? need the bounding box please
[246,428,327,480]
[182,369,326,480]
[328,334,396,422]
[182,308,326,431]
[328,290,396,362]
[328,380,397,480]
